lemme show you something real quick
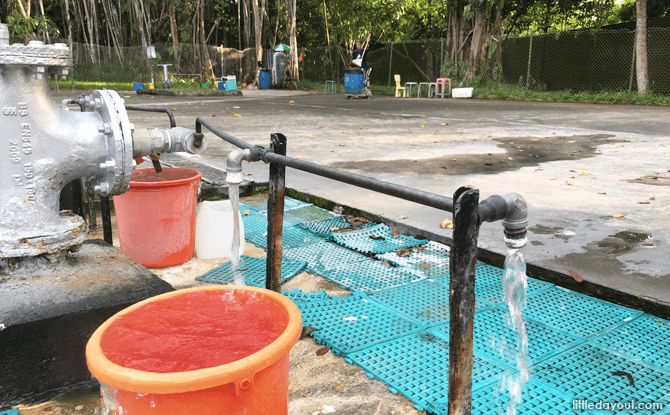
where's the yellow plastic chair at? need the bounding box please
[394,75,407,97]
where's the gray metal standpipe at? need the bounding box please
[0,36,206,258]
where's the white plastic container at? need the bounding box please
[195,200,245,259]
[452,87,474,98]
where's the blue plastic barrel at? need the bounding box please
[344,69,365,94]
[259,70,271,90]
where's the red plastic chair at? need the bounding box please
[434,78,451,98]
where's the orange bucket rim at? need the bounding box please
[86,285,302,394]
[128,167,202,189]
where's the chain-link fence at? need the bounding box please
[9,27,670,95]
[502,28,670,95]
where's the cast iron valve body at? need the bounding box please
[0,26,206,258]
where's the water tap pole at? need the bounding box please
[266,133,287,293]
[448,187,480,415]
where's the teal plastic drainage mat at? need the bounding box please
[377,241,450,279]
[590,314,670,371]
[282,205,338,225]
[368,279,490,327]
[532,342,670,414]
[431,308,584,368]
[295,292,425,355]
[195,255,306,287]
[241,212,269,236]
[321,259,426,292]
[0,409,19,415]
[239,197,310,213]
[332,223,429,254]
[282,289,336,302]
[298,216,375,240]
[245,226,324,250]
[345,330,510,412]
[429,380,582,415]
[524,287,644,339]
[282,241,369,274]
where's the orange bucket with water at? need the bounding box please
[86,285,302,415]
[113,167,201,268]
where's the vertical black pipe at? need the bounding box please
[266,133,287,293]
[448,187,480,415]
[100,196,113,245]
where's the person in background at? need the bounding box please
[351,41,368,70]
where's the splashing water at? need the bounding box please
[227,173,244,286]
[501,235,529,415]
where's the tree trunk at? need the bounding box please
[243,0,252,49]
[484,3,504,81]
[466,2,487,83]
[252,0,263,83]
[198,0,216,81]
[81,0,97,65]
[285,0,298,80]
[169,4,180,68]
[636,0,648,94]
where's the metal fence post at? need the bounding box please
[628,29,637,101]
[448,186,480,415]
[266,133,287,293]
[526,32,533,89]
[441,37,444,62]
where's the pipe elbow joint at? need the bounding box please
[226,148,253,174]
[501,192,528,239]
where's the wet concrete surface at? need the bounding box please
[51,89,670,311]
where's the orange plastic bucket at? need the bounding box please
[112,168,201,268]
[86,285,302,415]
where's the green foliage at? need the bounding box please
[7,14,60,38]
[473,81,670,105]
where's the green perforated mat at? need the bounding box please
[195,255,306,287]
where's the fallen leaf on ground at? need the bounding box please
[420,262,432,269]
[566,182,579,186]
[396,248,411,257]
[316,347,330,356]
[233,106,241,108]
[599,192,607,195]
[570,271,584,282]
[421,125,425,128]
[629,140,636,142]
[382,261,392,267]
[457,128,465,130]
[301,326,320,340]
[379,179,388,182]
[399,215,409,220]
[306,134,315,138]
[576,167,588,170]
[569,169,577,172]
[410,246,425,253]
[294,156,304,159]
[243,172,252,176]
[440,219,454,229]
[579,172,590,176]
[551,178,557,180]
[370,235,385,240]
[233,113,242,117]
[349,217,369,226]
[210,114,216,117]
[304,238,310,242]
[243,210,250,216]
[568,140,576,143]
[123,96,130,98]
[612,213,625,218]
[650,196,656,200]
[75,405,84,410]
[392,229,400,238]
[330,227,340,231]
[508,157,514,161]
[440,123,448,126]
[289,100,295,103]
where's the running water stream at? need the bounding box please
[501,235,530,415]
[226,173,244,286]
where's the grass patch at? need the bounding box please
[49,79,222,92]
[473,82,670,106]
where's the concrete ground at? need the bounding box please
[29,88,668,413]
[57,87,669,310]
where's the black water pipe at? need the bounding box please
[196,117,256,150]
[125,105,176,128]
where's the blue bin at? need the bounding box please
[344,69,365,94]
[133,82,143,91]
[259,70,271,90]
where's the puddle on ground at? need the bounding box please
[528,224,576,242]
[626,176,670,186]
[329,134,620,175]
[596,231,658,255]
